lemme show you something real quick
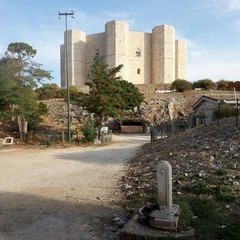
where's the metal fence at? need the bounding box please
[150,119,188,142]
[0,131,65,144]
[0,129,113,145]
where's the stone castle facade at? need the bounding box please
[60,20,187,87]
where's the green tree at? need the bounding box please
[216,80,230,90]
[15,87,48,130]
[50,85,79,101]
[77,56,144,120]
[0,42,52,138]
[80,117,97,143]
[114,80,144,111]
[35,83,59,100]
[171,79,192,92]
[213,103,237,120]
[0,59,17,119]
[193,79,216,90]
[6,42,52,87]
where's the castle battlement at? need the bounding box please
[60,20,187,87]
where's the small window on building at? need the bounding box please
[137,68,141,74]
[95,49,100,56]
[136,48,141,57]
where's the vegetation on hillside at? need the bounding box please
[192,78,216,90]
[171,78,240,92]
[35,83,78,100]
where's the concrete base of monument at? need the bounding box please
[120,214,194,240]
[139,204,180,231]
[138,203,180,231]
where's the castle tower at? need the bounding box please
[60,20,186,87]
[61,29,87,87]
[175,40,187,80]
[105,20,129,80]
[152,25,175,84]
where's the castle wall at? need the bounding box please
[152,25,175,84]
[86,33,105,64]
[105,21,129,80]
[128,31,152,84]
[175,40,187,80]
[60,20,186,88]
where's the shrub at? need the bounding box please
[193,79,216,90]
[213,103,237,120]
[80,117,97,143]
[171,79,192,92]
[216,80,230,90]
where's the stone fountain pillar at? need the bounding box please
[139,161,180,231]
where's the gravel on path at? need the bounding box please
[0,134,150,240]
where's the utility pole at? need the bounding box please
[58,11,74,144]
[236,98,239,127]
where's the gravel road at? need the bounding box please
[0,134,149,240]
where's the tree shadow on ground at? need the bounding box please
[0,191,124,240]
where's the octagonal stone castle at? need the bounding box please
[60,20,187,87]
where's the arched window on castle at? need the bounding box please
[137,68,141,74]
[136,49,141,57]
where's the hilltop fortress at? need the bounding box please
[60,20,187,87]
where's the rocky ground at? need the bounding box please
[121,117,240,239]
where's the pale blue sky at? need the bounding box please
[0,0,240,86]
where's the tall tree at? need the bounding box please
[0,42,52,138]
[0,59,17,119]
[6,42,52,87]
[76,56,144,121]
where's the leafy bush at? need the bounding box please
[215,168,228,176]
[171,79,192,92]
[193,79,216,90]
[80,117,97,143]
[213,103,237,120]
[216,79,230,90]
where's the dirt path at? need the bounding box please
[0,134,149,240]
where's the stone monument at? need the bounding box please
[139,160,180,231]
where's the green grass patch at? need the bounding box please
[216,221,240,240]
[176,200,192,231]
[188,196,239,239]
[181,175,235,203]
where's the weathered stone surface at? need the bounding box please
[148,204,180,231]
[156,161,172,207]
[120,215,194,240]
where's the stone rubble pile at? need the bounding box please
[41,99,90,129]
